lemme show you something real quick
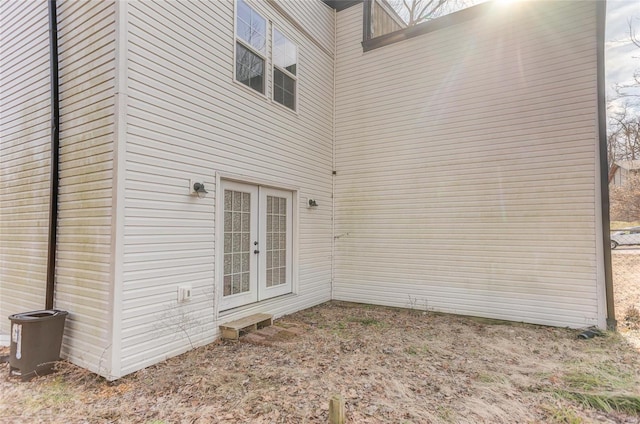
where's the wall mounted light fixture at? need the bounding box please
[193,182,208,198]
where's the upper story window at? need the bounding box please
[272,29,297,111]
[235,0,267,93]
[362,0,490,52]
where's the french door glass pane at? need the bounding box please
[266,195,287,287]
[223,189,252,296]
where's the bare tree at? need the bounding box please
[609,17,640,166]
[614,18,640,103]
[610,174,640,222]
[608,18,640,223]
[609,103,640,168]
[387,0,479,26]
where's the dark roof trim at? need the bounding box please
[362,1,492,52]
[322,0,362,11]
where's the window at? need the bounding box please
[362,0,491,52]
[235,0,266,93]
[272,28,297,111]
[234,2,300,110]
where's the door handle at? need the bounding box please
[254,250,260,254]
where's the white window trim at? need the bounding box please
[233,0,269,99]
[271,26,299,114]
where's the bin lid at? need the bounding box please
[9,310,68,322]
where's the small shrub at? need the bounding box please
[624,305,640,329]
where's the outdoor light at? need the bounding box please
[193,182,208,198]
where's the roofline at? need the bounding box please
[322,0,362,11]
[614,160,640,170]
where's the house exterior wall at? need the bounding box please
[612,167,628,187]
[611,160,640,187]
[54,0,117,376]
[0,0,52,340]
[2,0,608,379]
[334,1,605,328]
[270,0,334,52]
[0,0,117,374]
[118,0,334,377]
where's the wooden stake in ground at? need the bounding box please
[329,393,345,424]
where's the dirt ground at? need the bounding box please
[613,251,640,348]
[1,260,639,423]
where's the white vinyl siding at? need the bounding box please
[273,0,335,54]
[334,2,604,328]
[120,0,334,376]
[0,0,51,339]
[53,0,116,375]
[2,0,607,381]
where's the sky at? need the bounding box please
[606,0,640,108]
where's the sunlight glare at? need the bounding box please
[496,0,521,6]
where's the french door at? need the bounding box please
[219,181,293,311]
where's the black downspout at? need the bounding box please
[45,0,60,310]
[596,0,616,330]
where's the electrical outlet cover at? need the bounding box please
[177,286,192,302]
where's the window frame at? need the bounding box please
[234,0,268,97]
[271,26,298,112]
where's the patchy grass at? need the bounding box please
[546,350,640,416]
[562,360,634,391]
[540,403,585,424]
[554,391,640,415]
[347,316,385,327]
[610,221,640,230]
[2,301,640,423]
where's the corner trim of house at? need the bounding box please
[331,6,337,300]
[109,0,130,379]
[596,0,615,330]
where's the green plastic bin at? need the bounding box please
[9,309,68,381]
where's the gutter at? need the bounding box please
[596,0,616,330]
[45,0,60,310]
